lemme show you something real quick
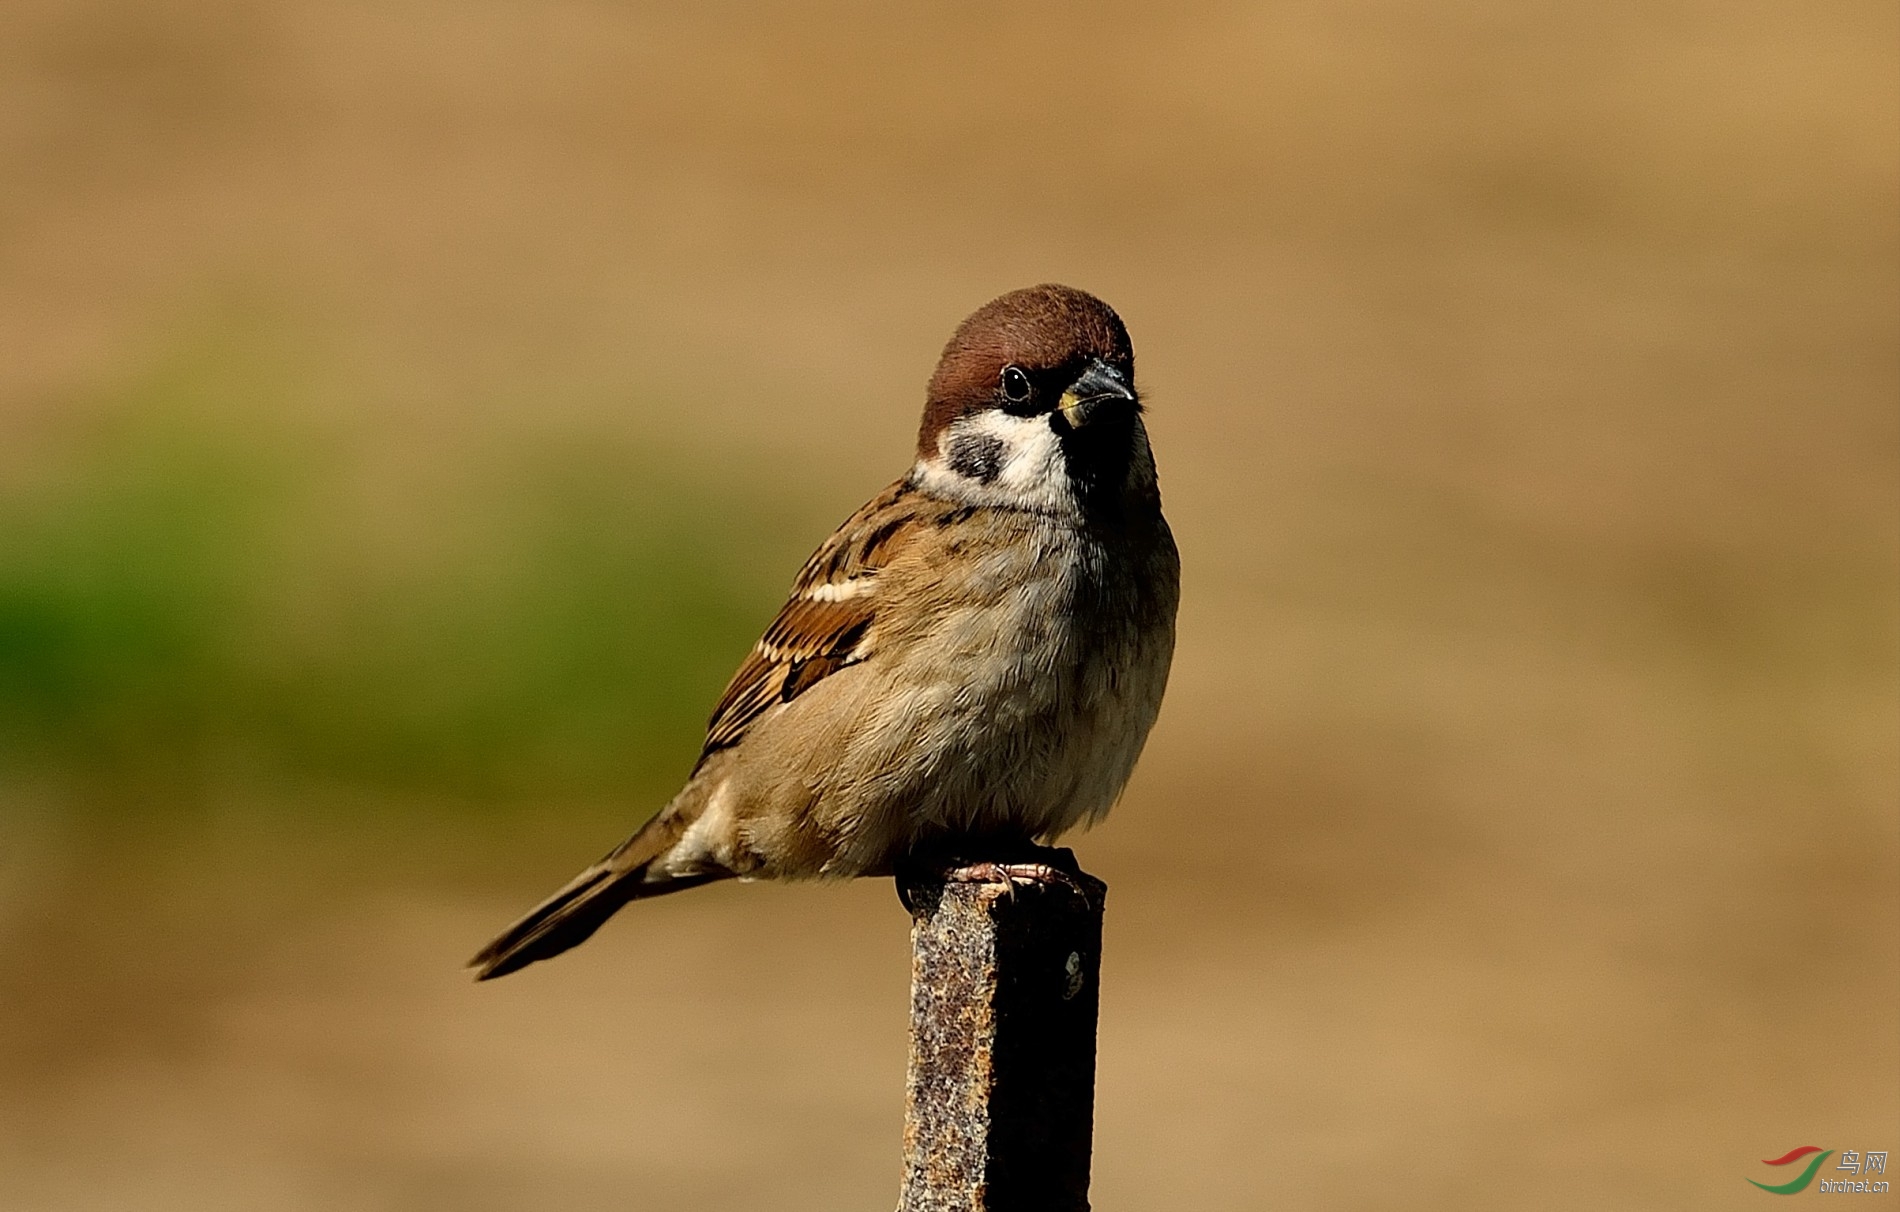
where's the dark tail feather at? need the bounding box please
[469,821,719,980]
[467,865,628,980]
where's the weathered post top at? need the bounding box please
[898,848,1108,1212]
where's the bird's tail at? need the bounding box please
[467,813,718,981]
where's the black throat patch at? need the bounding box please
[1050,408,1142,521]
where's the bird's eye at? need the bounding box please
[1000,365,1032,403]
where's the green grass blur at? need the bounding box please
[0,326,788,816]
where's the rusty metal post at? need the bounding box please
[898,848,1107,1212]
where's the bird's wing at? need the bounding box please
[697,479,927,764]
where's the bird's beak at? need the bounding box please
[1058,359,1136,428]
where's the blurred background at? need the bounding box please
[1,1,1895,1208]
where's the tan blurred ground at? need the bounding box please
[1,1,1896,1209]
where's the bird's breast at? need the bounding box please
[855,510,1177,844]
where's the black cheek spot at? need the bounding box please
[947,434,1006,483]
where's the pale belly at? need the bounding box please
[815,525,1175,870]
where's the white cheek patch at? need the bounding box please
[912,411,1077,515]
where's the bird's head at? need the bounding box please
[913,284,1157,519]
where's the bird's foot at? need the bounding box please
[894,844,1098,914]
[944,859,1095,907]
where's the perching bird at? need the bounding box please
[470,284,1179,979]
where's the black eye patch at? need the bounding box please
[946,434,1006,483]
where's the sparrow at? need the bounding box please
[470,284,1179,980]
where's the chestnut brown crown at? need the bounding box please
[918,284,1135,456]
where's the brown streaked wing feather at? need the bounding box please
[697,481,923,762]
